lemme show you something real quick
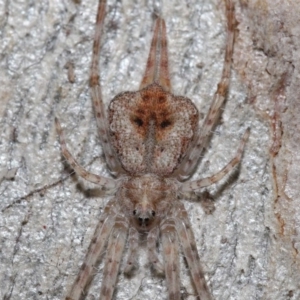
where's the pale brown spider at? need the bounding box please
[55,0,249,299]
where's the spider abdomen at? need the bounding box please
[109,83,199,176]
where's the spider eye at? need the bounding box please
[133,210,137,215]
[152,210,155,217]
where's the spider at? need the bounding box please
[55,0,249,299]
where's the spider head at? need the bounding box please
[122,175,175,231]
[132,205,156,229]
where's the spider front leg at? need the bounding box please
[124,227,139,274]
[65,199,117,300]
[161,220,181,300]
[100,216,128,300]
[147,226,164,274]
[175,203,212,300]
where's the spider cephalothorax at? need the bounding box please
[120,175,176,230]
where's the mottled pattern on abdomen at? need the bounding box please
[109,83,199,176]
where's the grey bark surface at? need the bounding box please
[0,0,298,299]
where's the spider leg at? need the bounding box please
[100,216,128,300]
[65,200,117,300]
[147,226,164,274]
[124,227,139,274]
[176,0,236,179]
[140,17,171,92]
[161,220,181,300]
[55,118,116,189]
[175,203,212,300]
[90,0,123,175]
[180,128,249,192]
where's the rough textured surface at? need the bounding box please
[233,1,300,299]
[0,0,298,299]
